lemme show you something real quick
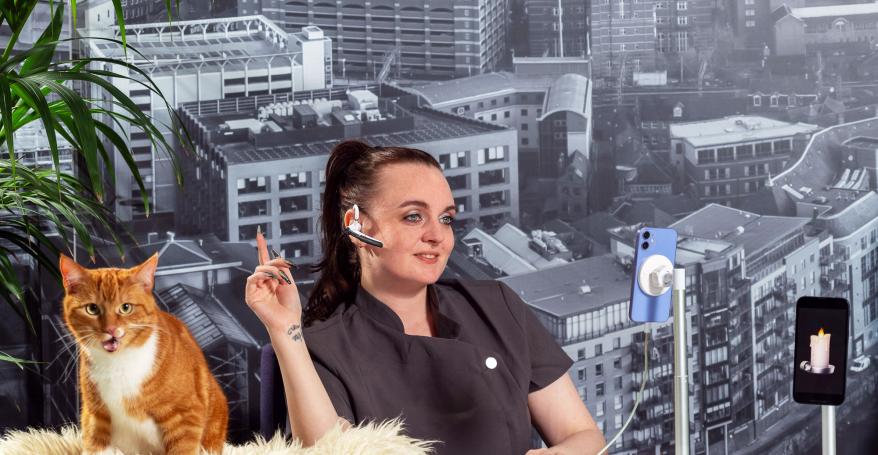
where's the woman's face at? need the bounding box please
[349,162,457,288]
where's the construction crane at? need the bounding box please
[617,52,627,105]
[377,45,400,84]
[697,48,713,92]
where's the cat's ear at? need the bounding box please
[131,252,159,291]
[59,254,88,292]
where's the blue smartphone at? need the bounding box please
[629,227,678,323]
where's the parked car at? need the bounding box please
[850,355,871,373]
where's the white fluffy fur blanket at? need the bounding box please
[0,418,437,455]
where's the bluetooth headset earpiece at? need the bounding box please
[344,204,384,248]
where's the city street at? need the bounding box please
[735,349,878,455]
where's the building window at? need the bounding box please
[596,364,603,376]
[521,137,529,145]
[770,95,779,107]
[773,139,791,153]
[753,96,762,107]
[717,147,734,162]
[745,9,755,16]
[521,123,529,131]
[677,16,688,26]
[504,111,510,118]
[677,1,687,10]
[697,149,715,164]
[521,109,528,116]
[595,343,603,356]
[745,20,756,28]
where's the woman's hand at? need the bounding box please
[244,228,301,334]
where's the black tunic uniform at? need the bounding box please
[299,278,574,454]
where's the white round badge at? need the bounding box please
[485,356,498,369]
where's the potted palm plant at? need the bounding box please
[0,0,186,365]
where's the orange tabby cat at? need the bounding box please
[60,252,228,455]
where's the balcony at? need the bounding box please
[280,218,310,236]
[280,240,311,259]
[238,223,268,241]
[826,283,851,298]
[822,266,846,281]
[479,190,509,209]
[478,168,507,187]
[280,195,309,214]
[278,172,310,190]
[237,200,269,218]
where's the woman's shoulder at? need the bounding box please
[436,277,524,319]
[303,305,349,336]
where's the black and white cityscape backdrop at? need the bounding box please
[2,0,878,453]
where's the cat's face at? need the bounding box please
[60,253,160,355]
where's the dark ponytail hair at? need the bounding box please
[304,139,442,326]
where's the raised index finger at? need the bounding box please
[256,225,270,266]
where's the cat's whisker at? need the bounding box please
[51,332,86,370]
[59,334,98,383]
[59,349,80,384]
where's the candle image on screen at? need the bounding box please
[800,327,835,374]
[811,328,830,368]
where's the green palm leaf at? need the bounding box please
[0,0,186,364]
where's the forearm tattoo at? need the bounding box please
[287,323,303,342]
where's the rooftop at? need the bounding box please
[669,115,819,148]
[498,255,632,318]
[157,284,257,348]
[180,88,509,165]
[408,72,555,106]
[675,237,737,267]
[789,4,878,19]
[767,117,878,233]
[541,73,590,120]
[670,204,810,258]
[87,15,313,76]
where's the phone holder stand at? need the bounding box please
[598,265,689,455]
[672,268,689,455]
[822,405,836,455]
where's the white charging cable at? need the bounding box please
[596,322,651,455]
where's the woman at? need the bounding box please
[245,140,606,454]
